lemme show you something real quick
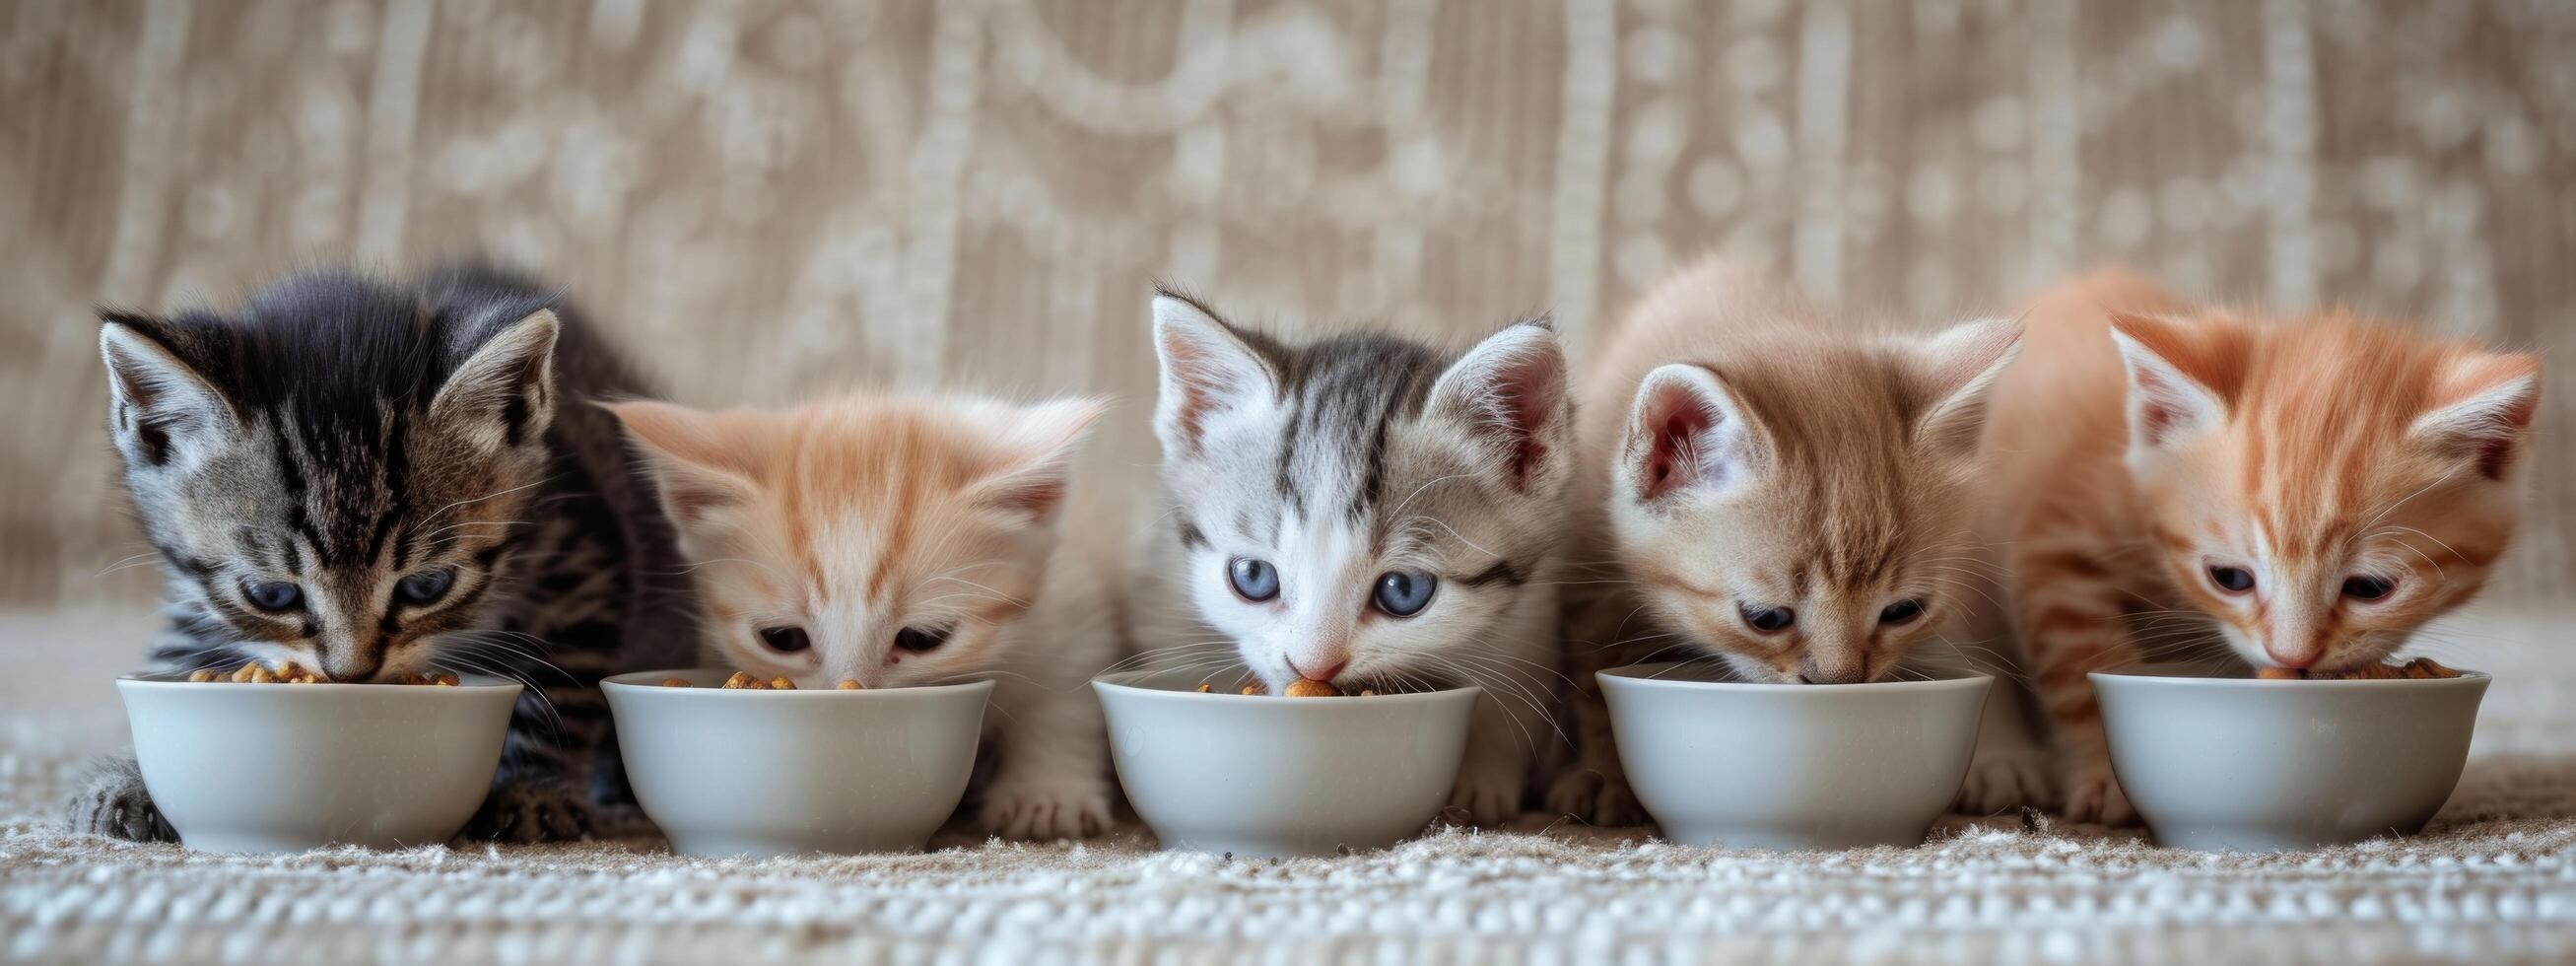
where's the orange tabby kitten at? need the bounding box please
[1973,272,2542,824]
[1547,256,2022,825]
[607,392,1118,840]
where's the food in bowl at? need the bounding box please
[1198,678,1377,698]
[2091,663,2488,851]
[2254,657,2460,681]
[1096,667,1477,858]
[602,669,992,857]
[1596,662,1993,850]
[182,662,456,686]
[118,672,521,853]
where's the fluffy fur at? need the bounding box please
[72,263,697,843]
[608,391,1119,840]
[1549,256,2022,826]
[1970,271,2542,824]
[1129,289,1576,826]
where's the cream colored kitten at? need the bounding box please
[607,392,1119,840]
[1547,256,2022,826]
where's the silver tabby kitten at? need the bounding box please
[69,263,697,843]
[1130,290,1574,824]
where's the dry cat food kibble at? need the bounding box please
[1284,679,1339,698]
[1198,679,1379,697]
[837,679,862,690]
[184,663,452,685]
[709,672,822,690]
[2258,658,2462,681]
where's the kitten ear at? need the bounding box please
[1622,363,1763,503]
[1906,318,2024,458]
[2412,351,2542,480]
[99,312,236,467]
[431,309,559,449]
[1151,291,1278,455]
[971,396,1108,524]
[2107,311,2235,448]
[605,399,761,526]
[1425,320,1569,490]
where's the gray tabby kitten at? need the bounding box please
[69,263,696,843]
[1130,290,1575,824]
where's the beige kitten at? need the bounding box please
[607,391,1119,840]
[1546,256,2022,825]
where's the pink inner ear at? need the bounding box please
[1494,375,1552,485]
[1164,336,1240,451]
[1637,383,1715,501]
[984,474,1069,521]
[2133,370,2189,445]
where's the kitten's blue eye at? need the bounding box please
[2342,576,2396,600]
[1229,558,1280,602]
[758,626,811,654]
[1739,603,1795,633]
[396,569,455,605]
[894,625,951,652]
[2208,566,2256,594]
[1878,599,1925,625]
[1372,572,1437,617]
[242,581,303,612]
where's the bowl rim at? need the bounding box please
[602,667,998,698]
[117,671,522,691]
[1596,661,1994,694]
[1090,667,1481,705]
[2090,661,2490,688]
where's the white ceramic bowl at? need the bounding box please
[602,669,992,858]
[1092,667,1478,858]
[2092,663,2489,852]
[117,672,522,854]
[1599,662,1993,850]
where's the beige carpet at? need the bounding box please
[5,607,2576,964]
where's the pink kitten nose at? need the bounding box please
[2265,647,2318,669]
[1288,657,1345,682]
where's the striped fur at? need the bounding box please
[1130,289,1575,826]
[1548,256,2022,825]
[1973,271,2543,824]
[71,264,698,844]
[609,392,1119,840]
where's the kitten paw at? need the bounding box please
[465,780,595,844]
[1956,748,2059,815]
[1442,762,1525,827]
[2061,766,2136,826]
[979,774,1113,841]
[65,754,176,842]
[1543,766,1645,827]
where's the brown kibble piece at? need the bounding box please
[1196,683,1213,693]
[663,677,693,688]
[2256,666,2304,681]
[231,664,258,683]
[247,665,277,684]
[277,661,308,680]
[1240,683,1263,696]
[433,673,459,687]
[2404,657,2462,680]
[1358,689,1377,697]
[770,677,796,690]
[1285,678,1339,698]
[837,679,861,690]
[188,669,218,683]
[722,671,758,690]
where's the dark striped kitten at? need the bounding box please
[68,263,696,843]
[1130,290,1575,825]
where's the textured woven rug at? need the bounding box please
[6,608,2576,964]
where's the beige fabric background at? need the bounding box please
[3,0,2570,609]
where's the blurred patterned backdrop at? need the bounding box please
[3,0,2570,609]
